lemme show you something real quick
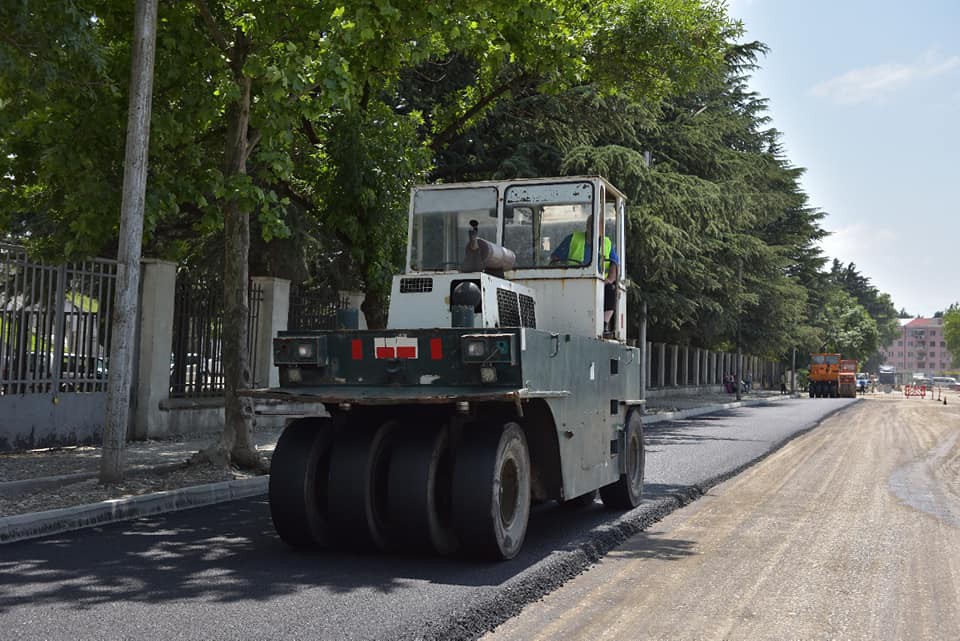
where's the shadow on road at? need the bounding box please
[0,492,678,614]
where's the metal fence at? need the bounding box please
[288,285,349,331]
[0,243,117,395]
[169,272,262,398]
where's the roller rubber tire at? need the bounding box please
[452,422,531,561]
[387,424,458,555]
[269,417,336,547]
[600,410,645,509]
[327,420,399,551]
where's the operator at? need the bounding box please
[550,214,620,327]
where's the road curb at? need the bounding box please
[0,476,268,544]
[643,395,789,424]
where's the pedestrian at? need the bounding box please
[780,372,787,395]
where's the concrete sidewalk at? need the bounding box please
[0,389,790,544]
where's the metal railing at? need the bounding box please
[0,243,117,395]
[288,285,349,331]
[169,272,262,398]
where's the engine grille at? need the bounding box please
[497,288,520,327]
[400,277,433,293]
[519,294,536,328]
[497,288,536,328]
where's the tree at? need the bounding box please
[816,289,879,362]
[944,303,960,367]
[1,1,736,472]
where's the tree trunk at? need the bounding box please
[361,288,389,330]
[193,74,264,471]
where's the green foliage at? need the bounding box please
[944,304,960,367]
[0,0,904,364]
[823,259,899,368]
[816,288,879,361]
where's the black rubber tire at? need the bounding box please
[600,410,645,509]
[269,417,336,547]
[387,424,458,555]
[452,422,531,561]
[560,489,599,510]
[327,420,399,551]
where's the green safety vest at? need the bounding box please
[568,232,613,278]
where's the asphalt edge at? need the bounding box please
[397,397,860,641]
[642,394,793,424]
[0,476,268,544]
[0,395,791,546]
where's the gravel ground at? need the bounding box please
[481,396,960,641]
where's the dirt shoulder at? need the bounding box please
[482,396,960,641]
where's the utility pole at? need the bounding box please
[791,346,797,395]
[735,259,742,401]
[100,0,158,483]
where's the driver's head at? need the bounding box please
[585,214,594,237]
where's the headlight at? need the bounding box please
[274,336,328,366]
[461,333,516,365]
[465,340,486,358]
[297,343,315,359]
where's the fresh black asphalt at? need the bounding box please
[0,398,857,641]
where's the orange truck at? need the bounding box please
[838,359,858,398]
[808,353,840,398]
[808,353,858,398]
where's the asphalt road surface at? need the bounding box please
[0,398,855,641]
[482,396,960,641]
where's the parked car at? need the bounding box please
[931,376,959,390]
[59,354,109,391]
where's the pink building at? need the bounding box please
[879,317,956,376]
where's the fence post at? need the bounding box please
[693,348,701,387]
[671,345,679,387]
[252,276,291,389]
[339,291,368,329]
[134,259,177,439]
[658,343,666,388]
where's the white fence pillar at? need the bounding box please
[252,276,291,389]
[134,259,177,439]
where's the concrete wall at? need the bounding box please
[0,393,105,451]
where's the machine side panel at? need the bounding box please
[513,278,601,339]
[519,329,641,499]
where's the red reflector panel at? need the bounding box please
[352,339,363,360]
[430,337,443,360]
[374,337,419,359]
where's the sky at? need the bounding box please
[726,0,960,317]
